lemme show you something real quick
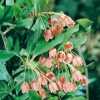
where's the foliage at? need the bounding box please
[0,0,92,100]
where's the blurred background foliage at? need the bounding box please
[48,0,100,100]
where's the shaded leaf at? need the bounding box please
[2,6,13,23]
[0,50,14,62]
[0,63,10,81]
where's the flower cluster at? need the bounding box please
[21,41,88,99]
[21,13,88,100]
[43,14,75,41]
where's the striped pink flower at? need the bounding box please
[49,48,57,58]
[39,89,46,99]
[21,82,30,93]
[46,71,55,81]
[72,56,83,67]
[49,82,59,93]
[56,51,65,62]
[30,80,41,91]
[72,70,83,82]
[64,42,73,51]
[65,53,73,63]
[43,29,53,41]
[39,56,46,66]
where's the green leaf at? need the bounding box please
[7,31,20,54]
[0,50,14,62]
[2,6,13,23]
[13,4,22,17]
[76,67,84,73]
[0,81,10,99]
[0,63,10,81]
[84,62,94,69]
[33,33,64,57]
[67,96,86,100]
[58,24,79,50]
[15,18,33,27]
[70,36,87,48]
[39,16,49,30]
[25,0,34,5]
[28,90,42,100]
[22,5,34,17]
[75,19,93,34]
[16,0,26,6]
[6,0,14,5]
[48,96,58,100]
[0,7,4,23]
[27,29,42,53]
[39,0,49,12]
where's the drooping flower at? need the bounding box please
[55,25,63,34]
[39,71,47,86]
[56,51,65,62]
[58,14,75,27]
[63,81,71,92]
[30,80,41,91]
[70,82,77,91]
[21,82,30,93]
[43,29,53,41]
[49,82,59,93]
[64,42,73,51]
[48,17,58,26]
[45,58,53,68]
[38,76,47,86]
[81,75,88,85]
[72,56,83,67]
[50,27,57,36]
[64,16,75,27]
[39,89,46,99]
[39,56,46,66]
[49,48,57,58]
[46,71,55,81]
[65,53,73,63]
[72,70,83,82]
[56,80,63,90]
